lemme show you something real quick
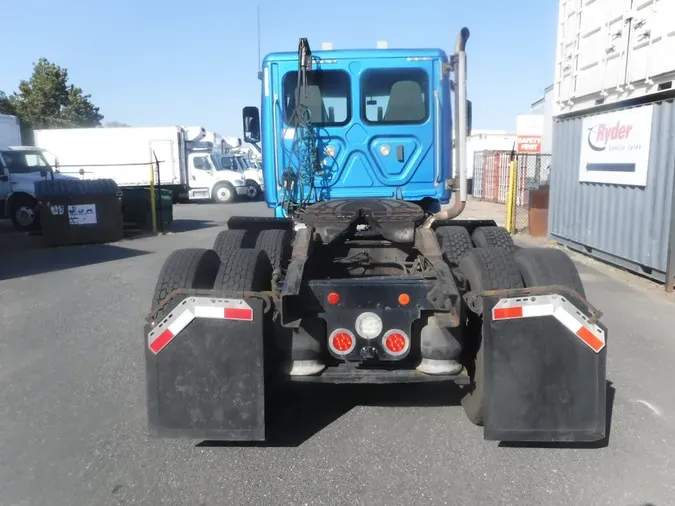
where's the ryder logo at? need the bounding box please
[587,121,634,151]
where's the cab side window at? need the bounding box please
[361,68,429,125]
[193,156,211,170]
[283,70,351,126]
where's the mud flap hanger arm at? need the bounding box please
[147,288,276,324]
[464,285,603,325]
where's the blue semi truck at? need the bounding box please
[144,29,608,443]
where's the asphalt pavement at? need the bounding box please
[1,201,673,506]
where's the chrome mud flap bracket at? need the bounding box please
[480,287,608,443]
[144,294,267,441]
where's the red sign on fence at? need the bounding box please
[517,136,542,153]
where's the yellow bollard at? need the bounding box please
[505,160,517,233]
[149,164,157,234]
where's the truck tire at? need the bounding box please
[9,194,39,232]
[471,226,515,252]
[215,248,272,292]
[245,180,262,200]
[435,225,473,266]
[458,247,524,426]
[255,229,292,271]
[213,229,247,259]
[151,248,221,320]
[514,247,585,297]
[212,182,237,204]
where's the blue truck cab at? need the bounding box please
[249,44,463,218]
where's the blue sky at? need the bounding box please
[1,0,558,136]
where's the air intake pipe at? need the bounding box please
[422,27,470,228]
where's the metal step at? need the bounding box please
[288,363,470,385]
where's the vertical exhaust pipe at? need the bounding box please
[423,27,470,228]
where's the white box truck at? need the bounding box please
[555,0,675,116]
[1,114,74,230]
[211,138,265,200]
[33,126,247,204]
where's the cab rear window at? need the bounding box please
[283,70,351,126]
[361,68,429,125]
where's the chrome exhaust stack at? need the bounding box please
[422,27,470,227]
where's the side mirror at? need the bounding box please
[242,106,261,144]
[467,100,473,137]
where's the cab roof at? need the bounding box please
[263,47,448,64]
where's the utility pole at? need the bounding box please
[257,5,262,71]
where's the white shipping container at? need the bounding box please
[33,127,185,187]
[555,0,675,116]
[0,114,22,149]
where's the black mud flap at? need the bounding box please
[143,295,266,441]
[481,289,607,443]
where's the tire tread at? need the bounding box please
[471,226,515,252]
[435,226,472,265]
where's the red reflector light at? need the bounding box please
[332,332,353,352]
[149,328,174,354]
[398,293,410,306]
[327,292,340,305]
[223,307,254,321]
[382,330,409,356]
[328,329,355,355]
[493,306,523,320]
[576,326,605,353]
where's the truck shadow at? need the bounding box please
[199,381,468,448]
[199,380,615,449]
[0,243,150,280]
[168,219,223,233]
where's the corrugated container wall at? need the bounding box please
[549,99,675,282]
[555,0,675,116]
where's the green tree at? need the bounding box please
[9,58,103,129]
[0,91,16,115]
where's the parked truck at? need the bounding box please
[144,30,608,443]
[1,114,74,230]
[33,126,247,204]
[211,137,265,200]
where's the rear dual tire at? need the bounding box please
[471,226,515,252]
[151,248,221,321]
[213,228,291,272]
[434,225,514,267]
[458,245,586,426]
[458,248,524,425]
[150,243,274,323]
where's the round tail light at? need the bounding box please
[329,329,356,355]
[382,330,410,356]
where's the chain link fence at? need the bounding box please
[472,150,552,233]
